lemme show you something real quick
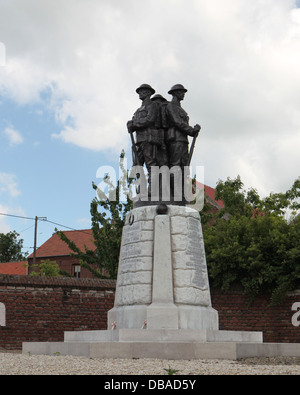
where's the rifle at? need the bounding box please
[128,127,140,166]
[188,126,201,166]
[128,127,142,195]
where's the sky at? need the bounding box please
[0,0,300,256]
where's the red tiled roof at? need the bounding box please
[0,261,27,275]
[195,182,225,209]
[204,184,225,208]
[28,229,96,259]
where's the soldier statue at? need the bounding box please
[128,83,200,205]
[165,84,201,201]
[127,84,160,196]
[150,94,169,167]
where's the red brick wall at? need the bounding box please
[0,275,299,350]
[0,275,115,350]
[211,289,300,343]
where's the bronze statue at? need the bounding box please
[166,84,200,169]
[128,84,201,205]
[150,94,169,167]
[165,84,200,202]
[127,84,159,195]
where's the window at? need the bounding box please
[72,264,81,279]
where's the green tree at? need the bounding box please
[214,175,259,218]
[0,231,27,262]
[30,259,61,277]
[204,176,300,304]
[215,175,300,218]
[56,151,133,279]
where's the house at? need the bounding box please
[0,261,27,275]
[191,182,225,226]
[202,183,224,210]
[27,229,96,278]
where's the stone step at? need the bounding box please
[22,340,300,360]
[63,328,263,343]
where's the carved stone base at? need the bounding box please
[111,205,218,331]
[24,328,300,361]
[108,304,218,331]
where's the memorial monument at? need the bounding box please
[23,85,300,360]
[109,83,219,331]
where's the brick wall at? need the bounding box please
[0,275,115,350]
[211,289,300,343]
[0,275,299,350]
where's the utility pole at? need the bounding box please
[32,216,47,269]
[33,216,38,267]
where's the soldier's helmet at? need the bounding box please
[151,94,167,102]
[136,84,155,95]
[168,84,188,94]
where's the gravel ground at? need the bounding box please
[0,352,300,375]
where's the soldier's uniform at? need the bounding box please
[165,84,200,203]
[151,94,169,167]
[128,84,159,192]
[165,84,195,169]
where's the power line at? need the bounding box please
[0,212,91,234]
[1,212,92,262]
[0,212,36,221]
[45,219,92,235]
[18,224,35,234]
[44,219,79,231]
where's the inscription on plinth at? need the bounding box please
[171,212,211,307]
[122,221,141,244]
[186,217,209,290]
[110,205,217,330]
[114,207,156,307]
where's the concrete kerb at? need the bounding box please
[22,340,300,360]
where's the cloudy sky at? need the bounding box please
[1,0,300,255]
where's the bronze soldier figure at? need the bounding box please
[127,84,159,195]
[150,94,169,167]
[166,84,201,201]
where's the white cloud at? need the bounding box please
[0,173,23,233]
[0,0,300,194]
[3,127,23,146]
[0,41,5,67]
[0,204,27,234]
[0,206,11,233]
[0,173,21,198]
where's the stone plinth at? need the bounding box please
[22,332,300,360]
[108,205,219,331]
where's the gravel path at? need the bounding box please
[1,352,300,375]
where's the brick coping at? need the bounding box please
[0,274,116,290]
